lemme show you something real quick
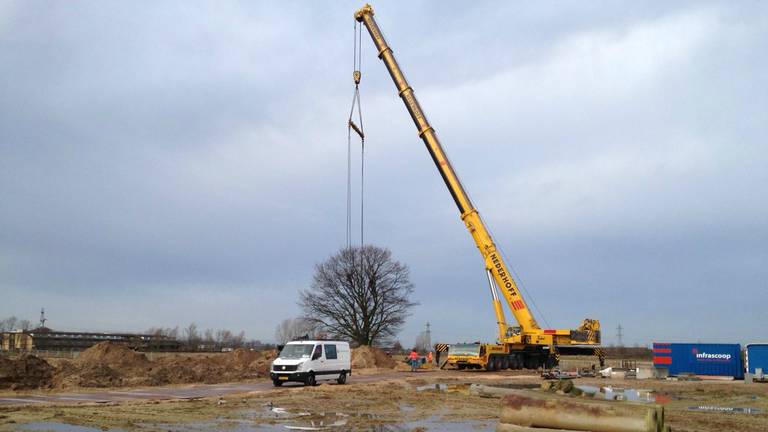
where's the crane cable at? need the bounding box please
[347,21,365,250]
[485,218,551,329]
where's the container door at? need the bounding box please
[747,345,768,374]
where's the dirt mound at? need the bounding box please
[148,350,267,385]
[226,348,263,368]
[0,354,54,389]
[51,342,153,388]
[53,360,122,388]
[147,348,277,385]
[76,341,150,369]
[351,346,396,369]
[248,349,277,375]
[8,343,278,390]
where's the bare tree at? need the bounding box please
[392,340,404,354]
[216,329,233,347]
[184,322,200,350]
[413,331,430,353]
[18,319,32,330]
[146,326,180,339]
[0,316,18,331]
[232,331,246,348]
[274,318,316,344]
[300,246,416,346]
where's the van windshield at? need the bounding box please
[279,344,314,359]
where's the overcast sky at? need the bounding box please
[1,1,766,347]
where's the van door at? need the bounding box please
[324,344,340,374]
[337,343,350,371]
[309,344,322,373]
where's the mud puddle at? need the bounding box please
[687,405,762,414]
[17,423,125,432]
[415,383,470,393]
[575,385,657,403]
[142,405,494,431]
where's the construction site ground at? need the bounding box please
[1,367,767,431]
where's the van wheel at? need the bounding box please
[337,372,347,385]
[305,372,317,387]
[272,379,283,387]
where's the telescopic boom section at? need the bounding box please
[355,4,540,333]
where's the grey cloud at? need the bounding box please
[1,1,765,345]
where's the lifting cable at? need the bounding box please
[347,20,365,250]
[486,219,551,329]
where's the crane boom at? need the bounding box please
[354,5,601,372]
[354,4,539,333]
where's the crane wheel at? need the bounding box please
[524,356,539,370]
[508,355,518,370]
[485,356,497,371]
[501,356,510,370]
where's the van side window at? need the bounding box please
[312,345,322,359]
[325,344,338,360]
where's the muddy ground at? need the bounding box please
[0,342,279,390]
[1,368,766,431]
[0,342,410,391]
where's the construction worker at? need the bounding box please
[408,349,419,372]
[427,351,434,365]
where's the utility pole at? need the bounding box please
[425,322,432,351]
[39,308,47,328]
[616,324,624,347]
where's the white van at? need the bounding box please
[270,340,351,387]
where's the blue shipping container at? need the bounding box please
[653,343,743,379]
[746,344,768,374]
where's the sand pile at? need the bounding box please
[351,346,396,369]
[0,354,53,389]
[52,342,276,389]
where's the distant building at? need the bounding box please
[0,327,180,352]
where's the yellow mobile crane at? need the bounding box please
[354,4,602,370]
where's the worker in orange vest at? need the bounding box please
[408,349,419,372]
[427,351,434,365]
